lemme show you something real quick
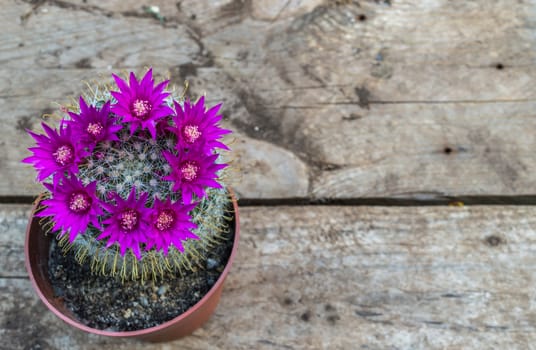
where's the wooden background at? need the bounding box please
[1,0,535,349]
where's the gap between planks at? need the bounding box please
[3,195,536,206]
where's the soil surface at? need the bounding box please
[47,226,234,331]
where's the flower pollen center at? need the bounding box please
[180,161,199,182]
[86,122,104,138]
[68,192,92,213]
[182,124,202,144]
[155,209,175,231]
[53,145,74,166]
[131,99,152,120]
[119,209,139,231]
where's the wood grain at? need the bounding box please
[1,204,535,349]
[3,2,535,349]
[2,0,536,199]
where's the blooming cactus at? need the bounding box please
[23,69,232,281]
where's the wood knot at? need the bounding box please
[324,303,335,312]
[485,235,503,247]
[300,310,312,322]
[326,314,340,325]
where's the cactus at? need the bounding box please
[23,69,233,282]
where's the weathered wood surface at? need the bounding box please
[3,0,536,200]
[1,204,536,349]
[2,1,536,349]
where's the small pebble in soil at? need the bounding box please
[206,258,218,269]
[48,229,234,331]
[157,285,168,296]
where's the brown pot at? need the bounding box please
[24,191,239,342]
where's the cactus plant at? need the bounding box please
[23,68,233,283]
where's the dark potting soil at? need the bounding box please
[47,227,234,332]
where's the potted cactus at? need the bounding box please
[22,69,239,341]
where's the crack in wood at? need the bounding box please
[318,98,536,105]
[249,97,536,110]
[20,0,114,23]
[20,0,186,29]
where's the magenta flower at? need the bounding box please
[110,69,173,139]
[68,97,121,150]
[23,69,233,267]
[23,122,87,185]
[163,150,227,204]
[37,176,103,242]
[98,187,151,259]
[171,97,231,153]
[146,199,198,254]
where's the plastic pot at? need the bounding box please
[24,191,239,342]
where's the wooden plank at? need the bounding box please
[1,204,535,348]
[0,205,30,277]
[2,0,536,199]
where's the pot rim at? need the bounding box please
[25,188,240,337]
